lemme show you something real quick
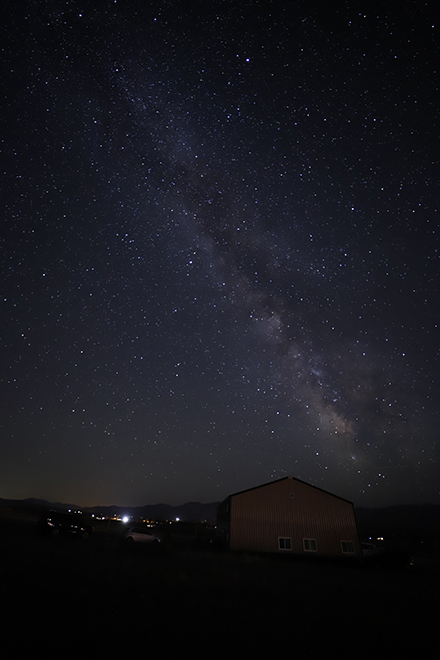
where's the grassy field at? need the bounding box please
[1,508,438,656]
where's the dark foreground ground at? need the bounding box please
[1,509,438,657]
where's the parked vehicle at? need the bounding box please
[361,540,414,570]
[36,511,93,540]
[361,542,381,557]
[122,527,162,546]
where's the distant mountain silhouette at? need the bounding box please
[83,501,219,523]
[0,497,219,523]
[0,496,79,512]
[2,497,440,534]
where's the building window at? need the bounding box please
[341,540,355,554]
[278,537,292,550]
[303,538,317,552]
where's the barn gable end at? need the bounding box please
[217,476,361,557]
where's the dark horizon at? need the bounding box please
[3,490,440,513]
[4,493,440,540]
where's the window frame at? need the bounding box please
[341,540,355,554]
[278,537,292,551]
[303,538,317,552]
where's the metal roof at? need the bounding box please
[221,475,354,505]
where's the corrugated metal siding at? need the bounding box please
[229,477,360,556]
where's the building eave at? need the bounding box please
[225,475,355,506]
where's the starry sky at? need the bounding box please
[1,1,439,508]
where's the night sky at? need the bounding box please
[2,1,439,508]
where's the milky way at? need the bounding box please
[1,1,439,506]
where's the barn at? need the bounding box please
[217,476,361,557]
